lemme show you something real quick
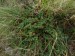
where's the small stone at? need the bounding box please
[5,47,13,56]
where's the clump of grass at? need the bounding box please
[0,0,75,56]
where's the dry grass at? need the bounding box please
[0,0,75,56]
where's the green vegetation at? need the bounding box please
[0,0,75,56]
